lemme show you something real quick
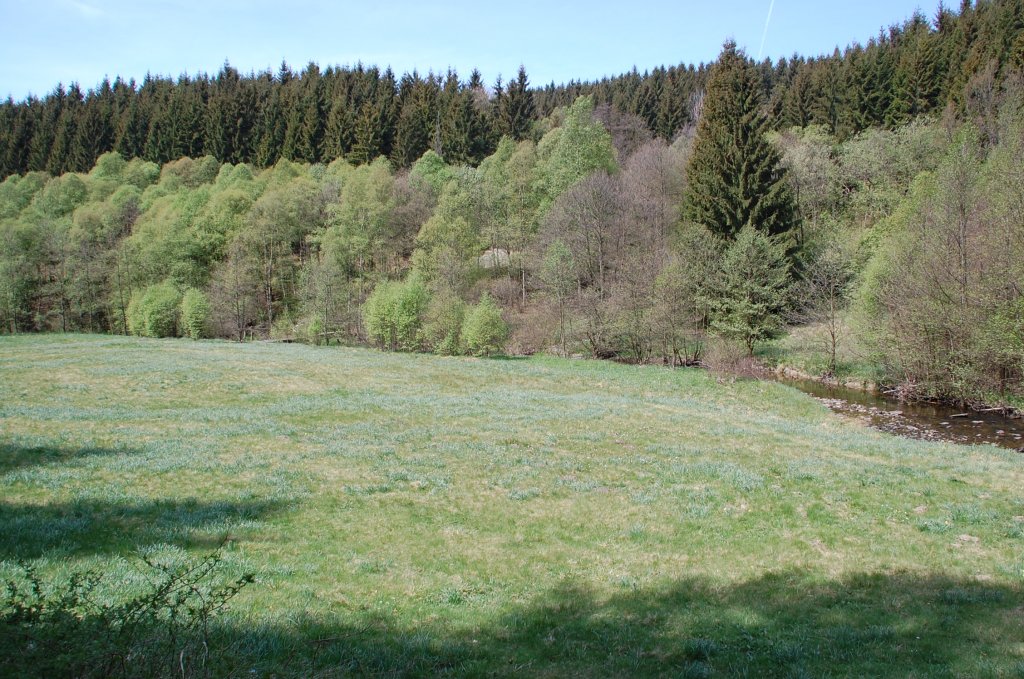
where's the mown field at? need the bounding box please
[1,334,1023,677]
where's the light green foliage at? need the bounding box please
[179,288,211,339]
[31,173,89,218]
[540,240,575,354]
[306,316,325,345]
[214,162,258,191]
[535,97,617,214]
[0,218,48,332]
[0,172,48,219]
[362,274,430,351]
[90,151,127,180]
[652,225,721,365]
[461,292,508,356]
[197,188,252,245]
[411,167,485,288]
[853,124,1024,401]
[122,158,161,190]
[108,184,141,224]
[298,252,351,343]
[129,186,216,288]
[159,155,221,190]
[771,125,838,233]
[323,156,394,276]
[479,137,541,283]
[127,281,182,337]
[837,118,945,228]
[423,288,467,355]
[704,226,791,354]
[409,150,454,196]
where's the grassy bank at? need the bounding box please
[2,334,1022,677]
[757,321,883,389]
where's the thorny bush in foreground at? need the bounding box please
[1,544,254,678]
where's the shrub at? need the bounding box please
[703,338,760,381]
[126,282,182,338]
[307,316,325,345]
[424,290,466,355]
[0,546,254,678]
[179,288,211,340]
[702,225,791,355]
[462,293,509,357]
[363,275,430,351]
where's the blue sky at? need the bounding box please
[1,0,937,100]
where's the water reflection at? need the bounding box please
[776,378,1024,451]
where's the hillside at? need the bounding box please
[2,335,1023,676]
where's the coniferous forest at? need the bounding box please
[2,0,1024,406]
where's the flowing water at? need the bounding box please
[776,377,1024,451]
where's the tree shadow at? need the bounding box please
[0,441,138,477]
[0,442,288,560]
[199,570,1023,677]
[0,496,285,560]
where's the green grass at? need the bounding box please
[2,334,1023,677]
[758,321,883,386]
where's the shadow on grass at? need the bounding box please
[70,570,1016,678]
[0,496,285,560]
[0,442,288,560]
[0,442,138,477]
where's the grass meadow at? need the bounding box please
[1,334,1023,677]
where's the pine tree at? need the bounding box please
[254,86,286,167]
[497,66,535,141]
[656,73,689,139]
[115,97,148,160]
[47,83,84,175]
[72,96,113,171]
[204,63,241,163]
[684,42,798,241]
[391,73,436,167]
[2,97,35,176]
[323,93,354,161]
[295,67,327,163]
[703,225,791,355]
[350,101,382,165]
[27,89,60,172]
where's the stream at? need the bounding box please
[776,377,1024,451]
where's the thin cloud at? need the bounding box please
[64,0,103,18]
[758,0,776,60]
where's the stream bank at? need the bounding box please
[766,366,1024,451]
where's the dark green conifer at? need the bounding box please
[497,66,535,141]
[683,42,798,241]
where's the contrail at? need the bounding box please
[757,0,776,60]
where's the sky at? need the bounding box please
[0,0,938,100]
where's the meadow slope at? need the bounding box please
[1,335,1022,677]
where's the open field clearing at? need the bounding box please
[1,334,1023,677]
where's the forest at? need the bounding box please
[1,0,1023,407]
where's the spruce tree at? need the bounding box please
[115,97,148,160]
[43,84,83,174]
[350,101,382,165]
[324,93,354,161]
[254,87,286,167]
[72,98,113,171]
[683,41,797,241]
[498,66,536,141]
[703,224,791,355]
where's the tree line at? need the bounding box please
[1,1,1022,406]
[2,1,1022,182]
